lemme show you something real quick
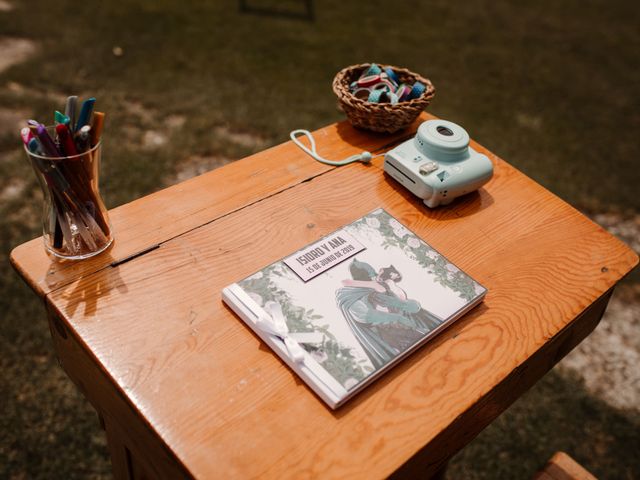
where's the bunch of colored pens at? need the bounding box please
[21,96,112,257]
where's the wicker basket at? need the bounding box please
[332,63,435,134]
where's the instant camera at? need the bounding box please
[383,120,493,208]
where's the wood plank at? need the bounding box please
[46,308,190,480]
[392,289,612,479]
[45,148,637,479]
[532,472,555,480]
[537,451,597,480]
[10,116,426,298]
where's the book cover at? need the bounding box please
[222,208,486,408]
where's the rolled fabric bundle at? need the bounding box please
[360,63,382,77]
[357,74,382,88]
[352,87,372,100]
[408,81,426,100]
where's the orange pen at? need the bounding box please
[90,111,105,146]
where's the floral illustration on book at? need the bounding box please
[236,209,485,390]
[349,209,482,302]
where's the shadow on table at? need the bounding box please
[51,252,129,319]
[380,172,495,220]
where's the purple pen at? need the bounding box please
[35,124,61,157]
[27,119,40,135]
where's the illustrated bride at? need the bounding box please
[336,258,442,370]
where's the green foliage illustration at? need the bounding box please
[348,209,481,302]
[238,264,369,387]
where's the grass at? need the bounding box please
[448,370,640,479]
[1,0,638,478]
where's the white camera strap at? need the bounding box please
[290,129,381,166]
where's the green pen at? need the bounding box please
[55,110,70,126]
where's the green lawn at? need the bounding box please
[1,0,638,478]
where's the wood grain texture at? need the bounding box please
[10,116,425,298]
[47,308,190,480]
[392,289,612,479]
[41,137,637,479]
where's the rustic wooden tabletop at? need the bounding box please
[11,113,638,479]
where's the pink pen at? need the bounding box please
[20,127,33,145]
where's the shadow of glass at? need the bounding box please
[54,252,129,318]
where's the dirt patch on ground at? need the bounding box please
[141,130,168,150]
[558,211,640,412]
[592,212,640,253]
[0,177,26,201]
[118,101,185,150]
[214,125,266,149]
[0,107,31,134]
[4,81,68,105]
[559,287,640,412]
[123,100,157,125]
[169,154,233,184]
[0,38,36,74]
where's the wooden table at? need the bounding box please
[11,113,638,479]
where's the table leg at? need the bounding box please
[104,418,132,479]
[430,461,448,480]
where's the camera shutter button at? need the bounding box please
[419,161,439,175]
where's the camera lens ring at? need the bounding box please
[416,120,470,160]
[436,125,454,136]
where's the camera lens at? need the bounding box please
[436,125,454,136]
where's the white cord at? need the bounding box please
[290,129,381,166]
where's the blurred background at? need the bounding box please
[1,0,638,478]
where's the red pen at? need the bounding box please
[56,124,78,156]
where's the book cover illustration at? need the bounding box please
[224,208,486,405]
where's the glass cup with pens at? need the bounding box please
[22,96,114,260]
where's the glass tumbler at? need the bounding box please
[25,141,113,260]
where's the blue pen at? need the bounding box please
[75,97,95,131]
[28,137,43,154]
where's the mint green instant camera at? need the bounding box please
[383,120,493,208]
